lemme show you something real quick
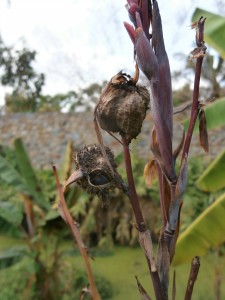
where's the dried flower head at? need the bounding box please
[95,68,150,143]
[64,144,126,200]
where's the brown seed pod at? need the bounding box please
[95,69,150,143]
[64,144,126,200]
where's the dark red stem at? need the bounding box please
[184,256,200,300]
[181,57,203,160]
[122,136,165,300]
[52,165,101,300]
[182,18,206,160]
[122,137,146,231]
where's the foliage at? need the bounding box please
[183,97,225,131]
[0,139,75,299]
[0,35,45,113]
[0,35,106,113]
[0,258,113,300]
[174,150,225,266]
[196,148,225,192]
[38,81,106,112]
[174,192,225,266]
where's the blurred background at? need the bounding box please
[0,0,225,299]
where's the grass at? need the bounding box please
[69,246,225,300]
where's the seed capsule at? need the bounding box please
[95,70,150,143]
[64,144,126,200]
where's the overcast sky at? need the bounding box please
[0,0,224,103]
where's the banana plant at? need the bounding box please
[0,139,76,299]
[174,148,225,266]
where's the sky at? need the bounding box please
[0,0,224,104]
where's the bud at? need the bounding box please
[95,70,150,143]
[65,144,126,200]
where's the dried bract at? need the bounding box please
[95,71,150,143]
[66,144,126,200]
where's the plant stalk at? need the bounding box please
[181,57,204,161]
[184,256,200,300]
[122,137,165,300]
[52,165,102,300]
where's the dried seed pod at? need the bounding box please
[95,70,150,143]
[65,144,126,200]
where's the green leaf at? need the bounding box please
[0,155,30,193]
[0,235,26,252]
[184,97,225,131]
[14,138,49,210]
[59,140,73,182]
[0,201,23,226]
[0,245,28,260]
[173,192,225,266]
[192,9,225,59]
[196,149,225,192]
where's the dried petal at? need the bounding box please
[199,108,209,153]
[64,169,84,192]
[144,159,157,187]
[150,127,161,162]
[189,20,199,29]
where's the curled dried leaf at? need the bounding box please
[150,127,161,162]
[135,276,152,300]
[144,159,157,187]
[189,20,199,29]
[138,229,157,272]
[189,46,206,61]
[80,286,90,300]
[199,108,209,153]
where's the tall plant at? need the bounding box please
[62,1,208,299]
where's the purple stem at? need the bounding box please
[122,136,165,300]
[184,256,200,300]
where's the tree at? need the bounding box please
[0,35,45,113]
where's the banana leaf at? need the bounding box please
[184,97,225,131]
[173,192,225,266]
[196,148,225,192]
[0,201,23,226]
[14,138,49,210]
[192,8,225,59]
[0,235,27,261]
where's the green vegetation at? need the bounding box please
[69,247,225,300]
[174,148,225,266]
[197,148,225,192]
